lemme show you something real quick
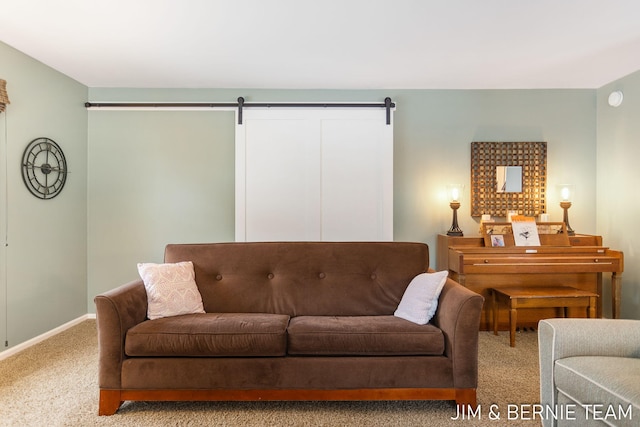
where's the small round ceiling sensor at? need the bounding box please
[608,91,624,107]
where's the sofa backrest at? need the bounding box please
[164,242,430,316]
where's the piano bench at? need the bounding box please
[490,285,599,347]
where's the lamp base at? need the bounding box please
[560,201,575,236]
[447,201,464,237]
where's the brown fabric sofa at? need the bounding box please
[94,242,484,415]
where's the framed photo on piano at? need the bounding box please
[482,222,570,247]
[489,234,506,247]
[511,218,541,246]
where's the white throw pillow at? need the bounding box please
[394,270,449,325]
[137,261,205,320]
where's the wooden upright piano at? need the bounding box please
[437,232,624,330]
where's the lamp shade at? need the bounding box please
[0,79,10,112]
[557,184,574,202]
[447,184,463,202]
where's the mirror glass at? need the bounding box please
[496,166,522,193]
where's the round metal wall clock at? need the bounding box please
[21,137,68,199]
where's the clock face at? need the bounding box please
[21,137,68,199]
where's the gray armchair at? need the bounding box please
[538,318,640,427]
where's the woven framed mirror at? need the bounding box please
[470,141,547,217]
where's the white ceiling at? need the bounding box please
[2,0,640,89]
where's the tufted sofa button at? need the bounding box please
[267,273,274,279]
[216,274,222,281]
[370,273,377,280]
[318,272,326,279]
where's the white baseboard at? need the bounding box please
[0,314,93,361]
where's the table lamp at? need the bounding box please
[446,184,464,236]
[558,184,575,236]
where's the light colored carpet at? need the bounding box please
[0,320,541,426]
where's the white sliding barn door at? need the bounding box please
[242,117,322,241]
[236,108,393,242]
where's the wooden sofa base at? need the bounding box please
[99,387,477,416]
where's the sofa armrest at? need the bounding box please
[432,278,484,388]
[538,318,640,423]
[94,280,148,389]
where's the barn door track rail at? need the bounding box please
[85,97,395,125]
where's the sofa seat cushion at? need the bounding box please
[125,313,290,357]
[554,356,640,416]
[287,315,444,356]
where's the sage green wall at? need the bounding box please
[0,41,88,349]
[597,70,640,319]
[87,88,598,310]
[87,110,235,304]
